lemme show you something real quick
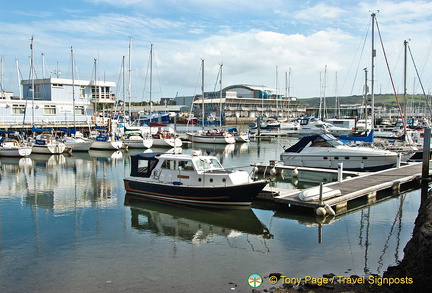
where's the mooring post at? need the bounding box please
[319,182,324,206]
[397,152,401,168]
[338,162,343,182]
[421,127,431,205]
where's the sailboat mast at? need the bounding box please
[150,43,153,113]
[371,13,376,131]
[403,40,408,129]
[71,47,76,136]
[363,67,368,131]
[16,59,22,99]
[122,55,125,116]
[128,37,132,118]
[201,59,205,130]
[219,63,223,128]
[275,65,278,119]
[0,56,3,96]
[286,68,291,118]
[30,36,35,127]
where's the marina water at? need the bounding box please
[0,132,421,292]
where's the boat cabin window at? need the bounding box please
[178,160,194,170]
[161,159,176,170]
[195,157,223,171]
[310,137,332,147]
[130,156,159,178]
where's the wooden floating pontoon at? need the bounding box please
[258,161,431,215]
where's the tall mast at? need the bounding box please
[275,65,278,118]
[323,65,327,119]
[335,72,339,117]
[201,59,205,130]
[219,63,223,128]
[286,68,291,118]
[371,13,376,131]
[149,43,153,112]
[128,37,132,117]
[16,59,22,99]
[0,56,3,96]
[30,36,35,126]
[41,53,45,79]
[122,55,125,116]
[403,40,408,130]
[363,68,369,131]
[71,47,76,135]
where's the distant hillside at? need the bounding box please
[299,94,428,108]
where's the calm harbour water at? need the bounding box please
[0,133,422,292]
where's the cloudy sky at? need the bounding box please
[1,0,432,102]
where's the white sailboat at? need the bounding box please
[119,39,153,149]
[60,47,93,152]
[0,137,32,157]
[186,61,235,144]
[28,37,66,155]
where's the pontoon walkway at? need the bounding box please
[261,161,431,215]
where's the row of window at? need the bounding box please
[11,105,85,115]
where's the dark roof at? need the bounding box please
[284,133,337,153]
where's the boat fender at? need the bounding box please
[292,168,299,177]
[252,166,259,174]
[315,206,327,216]
[270,167,277,176]
[324,204,336,217]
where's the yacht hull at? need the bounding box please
[124,178,268,206]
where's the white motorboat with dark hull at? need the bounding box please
[124,152,268,206]
[280,133,399,171]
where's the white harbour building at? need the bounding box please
[0,77,116,130]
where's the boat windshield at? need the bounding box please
[194,157,224,171]
[309,134,344,148]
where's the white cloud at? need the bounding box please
[2,0,432,100]
[294,3,347,21]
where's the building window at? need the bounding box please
[34,84,42,99]
[12,104,26,115]
[80,86,85,99]
[75,106,84,115]
[44,105,57,115]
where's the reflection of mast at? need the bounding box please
[395,194,404,262]
[359,208,371,275]
[377,194,406,273]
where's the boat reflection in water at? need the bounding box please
[125,194,272,245]
[88,149,124,160]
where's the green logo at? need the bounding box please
[248,273,263,288]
